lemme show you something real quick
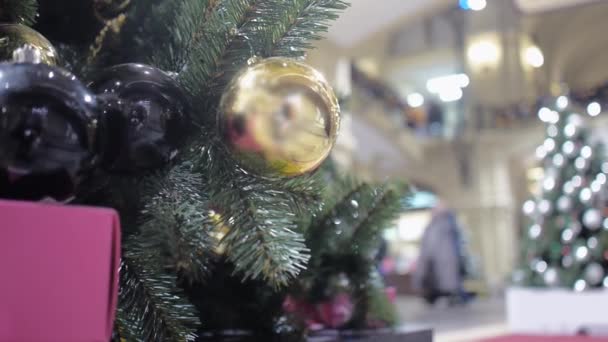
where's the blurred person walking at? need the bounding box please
[412,200,470,305]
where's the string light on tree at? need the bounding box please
[459,0,487,11]
[571,175,583,188]
[596,173,607,185]
[523,46,544,69]
[563,181,575,195]
[536,146,547,159]
[583,208,603,230]
[557,196,572,212]
[561,141,577,158]
[579,187,593,204]
[587,102,601,117]
[537,199,552,216]
[552,153,565,168]
[556,96,569,109]
[575,157,589,172]
[587,236,599,250]
[543,138,556,153]
[534,259,548,273]
[522,200,536,216]
[575,245,590,263]
[406,93,424,108]
[584,263,605,286]
[528,224,542,239]
[562,228,576,243]
[538,107,559,123]
[574,279,588,292]
[547,124,559,138]
[581,146,593,160]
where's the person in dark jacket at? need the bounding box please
[412,201,469,305]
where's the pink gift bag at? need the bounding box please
[0,199,121,342]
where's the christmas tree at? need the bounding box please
[0,1,405,340]
[515,104,608,291]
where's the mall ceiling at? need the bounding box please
[326,0,452,48]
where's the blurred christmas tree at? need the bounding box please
[0,1,407,341]
[515,105,608,291]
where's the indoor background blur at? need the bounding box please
[305,0,608,340]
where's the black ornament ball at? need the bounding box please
[0,63,98,201]
[88,63,190,173]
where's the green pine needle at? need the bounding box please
[0,0,38,25]
[117,241,201,342]
[197,144,316,288]
[137,164,215,284]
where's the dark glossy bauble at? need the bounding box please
[0,63,98,201]
[88,63,190,173]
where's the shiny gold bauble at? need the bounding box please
[218,57,340,178]
[0,24,58,65]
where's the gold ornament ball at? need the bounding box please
[0,24,58,65]
[218,57,340,178]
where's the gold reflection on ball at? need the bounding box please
[219,57,340,178]
[0,24,58,65]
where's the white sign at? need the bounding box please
[507,287,608,335]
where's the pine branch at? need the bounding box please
[152,0,348,126]
[197,144,315,288]
[347,187,401,257]
[267,0,349,58]
[171,0,261,122]
[305,180,370,263]
[0,0,37,25]
[118,240,200,342]
[202,0,348,96]
[137,164,215,284]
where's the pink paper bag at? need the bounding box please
[0,199,121,342]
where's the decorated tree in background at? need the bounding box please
[515,105,608,290]
[0,1,405,341]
